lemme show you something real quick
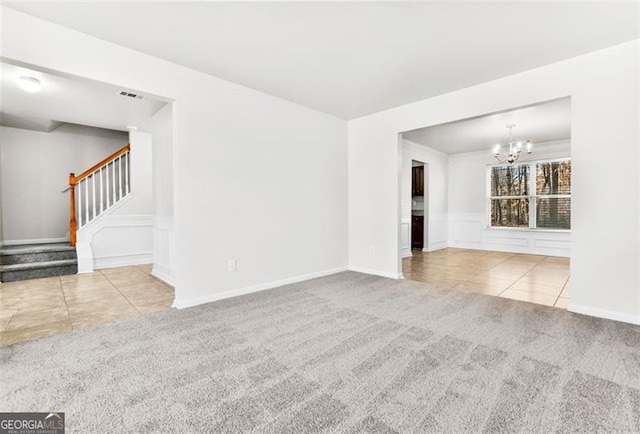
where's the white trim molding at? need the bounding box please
[348,266,403,280]
[77,214,153,272]
[152,216,175,286]
[2,237,69,246]
[448,212,570,257]
[423,242,447,252]
[174,266,348,309]
[94,252,153,270]
[568,304,640,326]
[151,263,174,287]
[400,217,412,258]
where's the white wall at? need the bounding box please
[1,7,348,306]
[0,124,127,243]
[349,40,639,325]
[448,140,571,256]
[150,104,175,284]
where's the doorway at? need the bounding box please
[399,97,572,310]
[411,160,426,251]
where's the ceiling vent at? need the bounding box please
[119,90,144,100]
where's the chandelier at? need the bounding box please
[493,124,532,164]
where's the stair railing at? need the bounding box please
[69,144,131,246]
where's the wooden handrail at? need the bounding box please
[72,144,130,184]
[68,143,130,246]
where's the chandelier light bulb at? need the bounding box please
[18,76,43,93]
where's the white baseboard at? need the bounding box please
[174,266,348,309]
[2,237,69,246]
[401,250,413,258]
[568,304,640,325]
[94,252,153,269]
[348,266,402,280]
[151,263,174,287]
[423,242,447,252]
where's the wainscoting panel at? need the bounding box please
[400,217,412,258]
[448,213,570,257]
[78,215,154,270]
[153,217,175,285]
[427,213,448,251]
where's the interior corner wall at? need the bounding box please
[150,103,175,284]
[1,7,348,305]
[348,39,639,324]
[0,124,127,243]
[447,140,571,256]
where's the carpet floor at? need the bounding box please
[1,271,639,433]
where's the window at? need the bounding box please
[489,165,530,228]
[488,159,571,230]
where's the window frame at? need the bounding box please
[486,157,571,231]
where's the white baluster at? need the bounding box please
[92,173,96,219]
[84,179,89,223]
[106,163,111,208]
[119,156,123,199]
[99,166,104,213]
[125,151,130,195]
[78,182,83,228]
[112,160,116,205]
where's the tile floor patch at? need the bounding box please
[403,248,570,309]
[0,264,174,346]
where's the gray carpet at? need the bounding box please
[1,271,639,433]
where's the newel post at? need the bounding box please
[69,173,77,247]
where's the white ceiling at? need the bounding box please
[0,62,167,132]
[5,2,638,120]
[403,97,571,155]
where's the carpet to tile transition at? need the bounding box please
[1,271,639,433]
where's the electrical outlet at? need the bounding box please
[369,246,376,256]
[228,259,237,272]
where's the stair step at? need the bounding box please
[0,259,78,282]
[0,243,78,282]
[0,243,74,256]
[0,243,77,266]
[0,259,77,272]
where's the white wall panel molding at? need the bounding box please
[448,212,570,256]
[152,216,175,286]
[77,214,153,271]
[400,217,412,258]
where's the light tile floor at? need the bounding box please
[0,264,174,347]
[403,248,570,309]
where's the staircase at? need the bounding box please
[0,143,130,283]
[0,243,78,282]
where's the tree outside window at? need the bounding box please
[489,159,571,230]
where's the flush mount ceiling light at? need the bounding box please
[492,124,532,164]
[18,76,43,93]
